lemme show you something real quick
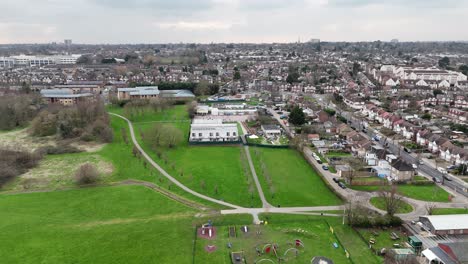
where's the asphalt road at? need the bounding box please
[343,111,468,198]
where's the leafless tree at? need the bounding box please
[121,128,129,145]
[379,185,403,216]
[426,203,437,215]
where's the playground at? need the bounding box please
[193,219,353,264]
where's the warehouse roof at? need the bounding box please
[421,215,468,231]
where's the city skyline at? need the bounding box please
[1,0,468,44]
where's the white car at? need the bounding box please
[412,164,418,169]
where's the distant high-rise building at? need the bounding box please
[309,38,320,44]
[391,39,399,43]
[64,39,72,46]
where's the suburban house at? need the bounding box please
[189,119,239,143]
[390,158,414,181]
[261,125,281,138]
[40,89,93,105]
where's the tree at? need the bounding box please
[75,163,99,185]
[352,62,361,77]
[421,113,432,120]
[186,101,197,119]
[233,70,241,81]
[459,64,468,75]
[378,185,403,216]
[433,89,443,97]
[346,158,366,186]
[438,57,450,69]
[194,81,210,96]
[288,106,306,126]
[286,72,300,84]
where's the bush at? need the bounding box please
[75,163,100,185]
[0,148,42,188]
[38,144,82,155]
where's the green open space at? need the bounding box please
[110,105,262,208]
[0,185,198,264]
[107,105,190,123]
[432,208,468,215]
[250,147,342,207]
[357,228,408,252]
[370,197,413,214]
[257,214,381,264]
[351,184,450,202]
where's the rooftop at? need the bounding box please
[422,214,468,231]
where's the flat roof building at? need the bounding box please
[190,119,239,143]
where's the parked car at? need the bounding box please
[332,178,339,183]
[338,182,347,189]
[322,165,329,170]
[443,175,452,181]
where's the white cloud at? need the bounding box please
[156,21,234,30]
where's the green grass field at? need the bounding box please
[0,185,198,264]
[110,105,262,208]
[250,148,342,207]
[351,184,450,202]
[357,228,407,252]
[432,208,468,215]
[108,105,190,123]
[370,197,413,214]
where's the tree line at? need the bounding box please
[0,94,42,131]
[30,100,113,143]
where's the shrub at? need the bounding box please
[75,163,100,185]
[0,148,42,188]
[38,144,82,155]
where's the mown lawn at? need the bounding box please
[100,116,230,210]
[110,105,261,208]
[0,185,198,264]
[357,228,407,252]
[370,197,413,213]
[108,105,189,123]
[351,184,450,202]
[432,208,468,215]
[250,148,342,207]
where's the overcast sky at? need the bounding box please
[1,0,468,44]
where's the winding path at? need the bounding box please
[110,113,243,209]
[111,113,468,225]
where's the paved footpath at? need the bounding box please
[111,113,347,224]
[238,121,272,208]
[113,113,468,224]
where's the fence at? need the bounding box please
[325,220,356,264]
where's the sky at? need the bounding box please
[1,0,468,44]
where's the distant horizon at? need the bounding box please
[2,0,468,44]
[2,40,468,46]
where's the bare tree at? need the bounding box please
[426,203,437,215]
[378,185,403,216]
[200,180,206,190]
[121,127,129,145]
